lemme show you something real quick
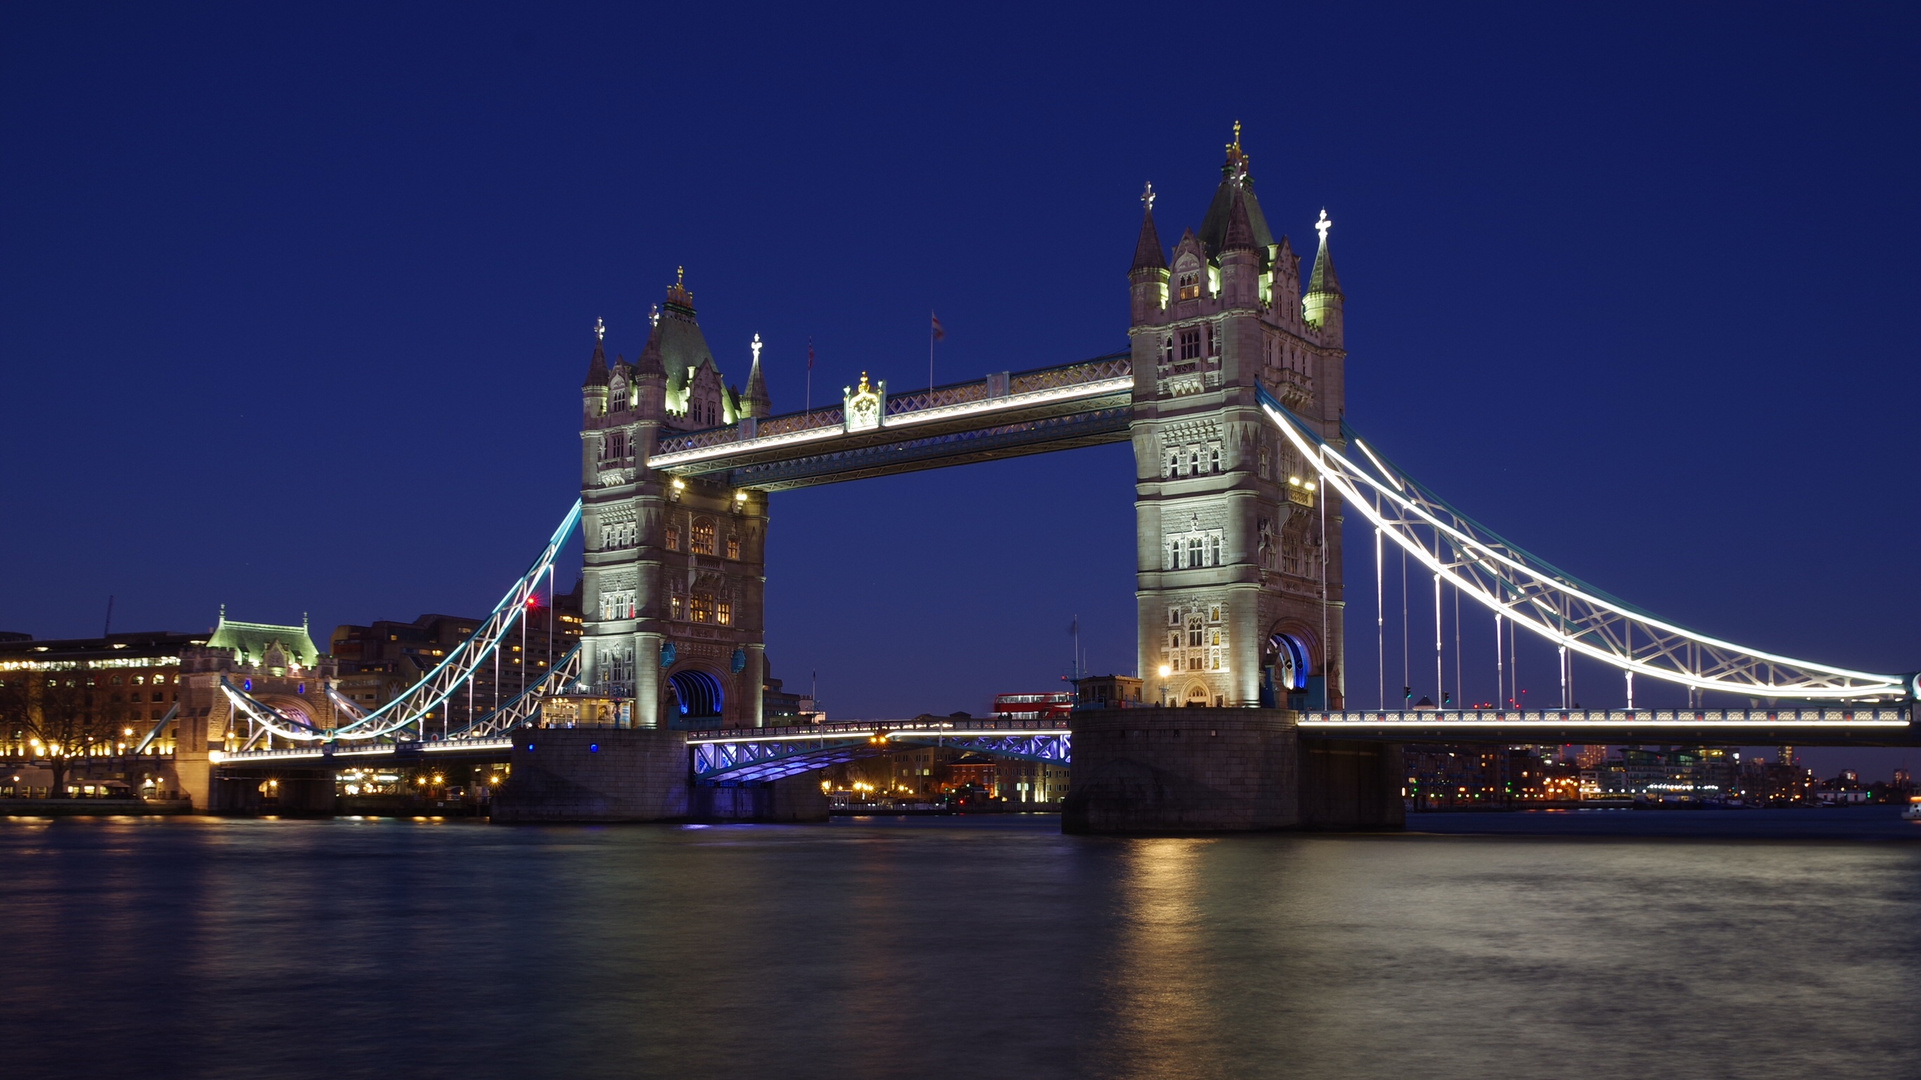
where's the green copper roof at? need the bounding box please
[206,615,321,667]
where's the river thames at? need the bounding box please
[3,810,1917,1079]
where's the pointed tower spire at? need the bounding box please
[581,317,610,388]
[1306,209,1342,296]
[742,333,772,418]
[1131,182,1167,271]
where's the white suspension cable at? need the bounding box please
[1260,391,1909,702]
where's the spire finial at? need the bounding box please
[750,333,763,367]
[218,603,226,620]
[649,304,660,327]
[1232,119,1241,151]
[1315,209,1332,244]
[1141,181,1156,214]
[594,317,605,342]
[676,265,684,287]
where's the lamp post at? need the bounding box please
[1157,665,1171,708]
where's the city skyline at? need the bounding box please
[3,4,1918,777]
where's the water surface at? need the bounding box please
[3,811,1916,1078]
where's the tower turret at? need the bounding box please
[741,333,772,418]
[581,318,609,421]
[1130,183,1170,326]
[1218,187,1262,309]
[1303,209,1344,346]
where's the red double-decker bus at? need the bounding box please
[990,691,1074,721]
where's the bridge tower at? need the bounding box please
[1129,130,1348,710]
[578,273,769,729]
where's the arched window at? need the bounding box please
[1177,271,1201,301]
[691,518,716,555]
[725,534,741,560]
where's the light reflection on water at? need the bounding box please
[1,812,1916,1079]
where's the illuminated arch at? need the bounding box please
[668,668,725,720]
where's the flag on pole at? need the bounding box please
[930,312,945,341]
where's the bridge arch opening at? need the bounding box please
[667,668,724,720]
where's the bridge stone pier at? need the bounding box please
[491,728,827,823]
[1064,708,1403,833]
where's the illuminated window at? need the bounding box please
[1207,323,1221,357]
[665,525,680,550]
[691,592,714,623]
[671,592,684,620]
[716,599,732,626]
[725,535,740,560]
[691,519,716,555]
[1177,271,1201,301]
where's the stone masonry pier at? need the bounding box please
[1062,707,1403,833]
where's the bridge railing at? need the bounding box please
[690,716,1072,741]
[650,353,1132,467]
[1301,707,1910,726]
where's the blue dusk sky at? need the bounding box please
[2,2,1917,776]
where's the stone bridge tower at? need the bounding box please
[578,272,770,730]
[1129,129,1348,710]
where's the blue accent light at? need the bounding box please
[668,669,724,719]
[243,678,252,691]
[526,743,535,752]
[660,643,677,668]
[589,743,599,753]
[730,648,746,674]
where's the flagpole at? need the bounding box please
[806,337,813,412]
[928,313,935,393]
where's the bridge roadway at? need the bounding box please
[210,738,516,775]
[686,717,1071,784]
[1299,705,1916,746]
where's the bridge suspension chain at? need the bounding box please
[1259,389,1911,702]
[219,501,584,746]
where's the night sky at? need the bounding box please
[4,3,1917,776]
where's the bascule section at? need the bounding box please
[1126,129,1350,713]
[577,273,770,730]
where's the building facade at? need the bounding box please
[577,274,772,728]
[1128,130,1349,709]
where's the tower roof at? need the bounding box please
[743,333,771,413]
[1198,124,1274,257]
[1307,210,1343,296]
[1131,182,1167,272]
[581,321,610,388]
[1221,187,1258,253]
[206,613,321,668]
[651,269,719,385]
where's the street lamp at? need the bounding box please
[1157,665,1171,708]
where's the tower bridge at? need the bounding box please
[189,130,1915,826]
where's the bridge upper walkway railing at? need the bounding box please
[649,354,1132,470]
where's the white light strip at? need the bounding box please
[1299,719,1910,729]
[649,378,1132,468]
[686,728,1072,745]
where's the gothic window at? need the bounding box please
[599,589,637,620]
[1208,323,1222,357]
[671,591,684,620]
[599,431,628,464]
[665,524,680,551]
[725,535,741,560]
[1177,271,1201,301]
[1166,540,1180,570]
[1258,518,1276,570]
[1187,537,1204,568]
[1168,608,1181,626]
[691,518,716,555]
[1187,616,1205,648]
[1179,329,1201,361]
[1188,448,1200,474]
[1161,335,1174,364]
[1209,604,1222,623]
[1208,446,1221,473]
[1210,536,1222,565]
[691,592,715,623]
[1259,444,1270,479]
[1165,449,1178,477]
[716,599,733,625]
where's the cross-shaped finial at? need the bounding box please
[1141,181,1156,214]
[649,304,660,328]
[594,316,605,342]
[1315,208,1332,243]
[1232,119,1242,150]
[751,333,763,366]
